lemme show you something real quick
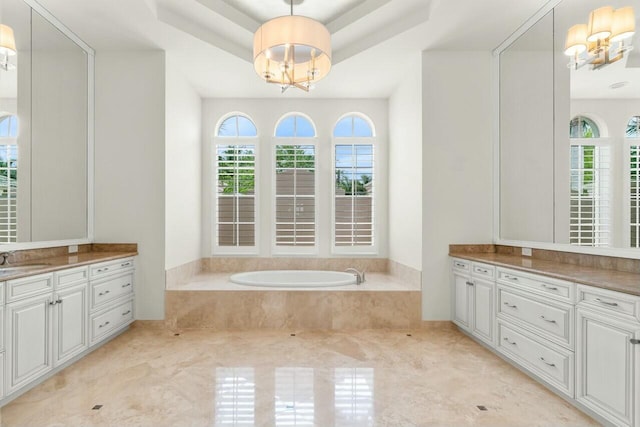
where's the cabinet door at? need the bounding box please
[576,308,639,427]
[472,278,494,346]
[6,293,52,393]
[54,282,88,366]
[453,271,471,330]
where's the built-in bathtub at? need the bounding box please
[230,270,357,288]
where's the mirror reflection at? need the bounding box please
[499,0,640,250]
[0,0,89,244]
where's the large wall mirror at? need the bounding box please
[498,0,640,255]
[0,0,93,246]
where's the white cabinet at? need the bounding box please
[451,258,495,346]
[53,282,88,366]
[576,298,640,427]
[6,292,53,394]
[1,256,135,404]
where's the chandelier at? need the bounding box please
[0,24,16,71]
[564,6,635,70]
[253,0,331,92]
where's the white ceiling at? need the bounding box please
[33,0,553,98]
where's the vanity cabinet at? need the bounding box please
[1,256,135,404]
[576,286,640,427]
[451,258,495,346]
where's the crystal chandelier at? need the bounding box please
[253,0,331,92]
[564,6,635,70]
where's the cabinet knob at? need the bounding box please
[631,339,640,345]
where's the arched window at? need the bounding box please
[273,113,317,253]
[275,114,316,137]
[213,113,258,253]
[217,114,257,137]
[569,116,600,138]
[332,113,375,252]
[333,114,374,137]
[569,115,609,247]
[0,114,17,243]
[0,114,18,138]
[626,116,640,137]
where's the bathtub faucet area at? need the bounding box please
[345,268,366,285]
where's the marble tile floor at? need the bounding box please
[0,324,598,427]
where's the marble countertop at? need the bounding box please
[0,251,138,281]
[450,252,640,296]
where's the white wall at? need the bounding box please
[388,54,422,270]
[95,51,166,320]
[422,51,494,320]
[165,56,202,269]
[201,98,388,258]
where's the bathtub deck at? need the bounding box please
[165,273,421,330]
[166,272,420,291]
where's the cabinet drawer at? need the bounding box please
[497,286,574,349]
[577,285,640,322]
[7,273,53,302]
[55,266,89,289]
[90,299,134,345]
[497,321,574,397]
[89,258,134,279]
[497,268,574,303]
[451,258,470,273]
[472,262,495,279]
[91,273,134,311]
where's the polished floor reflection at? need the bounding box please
[0,324,598,426]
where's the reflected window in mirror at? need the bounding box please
[570,115,600,138]
[627,116,640,248]
[0,114,17,243]
[570,116,610,247]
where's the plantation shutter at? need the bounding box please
[334,368,374,426]
[275,145,316,246]
[630,145,640,247]
[570,144,610,246]
[334,144,374,246]
[215,368,255,426]
[0,144,17,243]
[216,144,256,247]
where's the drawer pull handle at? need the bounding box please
[539,357,556,367]
[121,262,132,267]
[631,339,640,345]
[98,321,110,328]
[56,299,62,304]
[455,262,466,268]
[466,281,474,286]
[505,275,519,281]
[97,267,109,273]
[476,268,488,273]
[541,284,558,291]
[98,290,111,296]
[595,298,619,307]
[503,337,517,346]
[122,283,132,288]
[540,315,557,324]
[48,300,56,306]
[503,302,517,309]
[122,310,131,316]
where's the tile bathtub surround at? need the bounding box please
[165,258,203,288]
[0,325,597,426]
[388,259,421,288]
[165,290,422,330]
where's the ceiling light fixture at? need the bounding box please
[253,0,331,93]
[0,24,16,71]
[564,6,635,70]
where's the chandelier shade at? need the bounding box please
[611,6,636,42]
[253,14,331,92]
[587,6,614,41]
[0,24,16,57]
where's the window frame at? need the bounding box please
[271,113,319,256]
[569,137,611,247]
[0,114,18,244]
[212,113,259,256]
[331,137,378,256]
[624,138,640,248]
